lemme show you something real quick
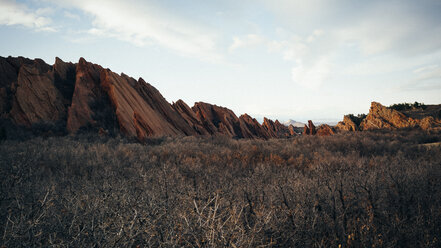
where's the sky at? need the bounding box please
[1,0,441,123]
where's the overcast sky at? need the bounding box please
[1,0,441,122]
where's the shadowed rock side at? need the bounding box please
[172,99,209,135]
[239,114,271,139]
[192,102,249,138]
[0,57,73,127]
[66,58,109,133]
[10,63,65,126]
[1,56,298,140]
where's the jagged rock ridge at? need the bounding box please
[335,101,441,132]
[0,56,296,140]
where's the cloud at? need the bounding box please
[0,0,55,32]
[256,0,441,92]
[229,34,264,51]
[291,57,332,90]
[413,64,441,82]
[63,11,80,20]
[50,0,222,62]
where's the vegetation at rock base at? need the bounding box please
[346,114,367,126]
[1,130,441,247]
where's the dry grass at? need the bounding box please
[1,130,441,247]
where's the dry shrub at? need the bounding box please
[1,130,441,247]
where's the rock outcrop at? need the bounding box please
[335,115,358,131]
[66,58,108,133]
[0,56,298,140]
[172,99,209,135]
[337,101,441,132]
[262,118,292,138]
[239,114,271,139]
[302,120,334,136]
[316,124,335,136]
[303,120,316,135]
[360,102,418,130]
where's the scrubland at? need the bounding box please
[1,130,441,247]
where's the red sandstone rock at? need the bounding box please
[135,78,196,136]
[262,118,279,138]
[100,69,192,139]
[288,124,297,136]
[303,120,317,135]
[316,124,335,136]
[239,114,271,139]
[192,102,242,137]
[172,99,210,135]
[335,115,358,131]
[9,62,66,127]
[360,102,418,130]
[66,58,106,133]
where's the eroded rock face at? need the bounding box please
[9,62,67,127]
[239,114,271,139]
[360,102,418,130]
[135,78,196,136]
[172,99,209,135]
[303,120,316,135]
[335,115,358,131]
[316,124,335,136]
[53,57,76,107]
[66,58,107,133]
[288,124,297,136]
[100,70,194,139]
[192,102,245,138]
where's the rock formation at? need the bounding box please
[288,124,297,136]
[172,99,209,135]
[303,120,316,135]
[360,102,418,130]
[239,114,271,139]
[302,120,334,136]
[262,118,292,138]
[0,56,298,140]
[316,124,335,136]
[335,115,358,131]
[337,101,441,132]
[4,56,438,141]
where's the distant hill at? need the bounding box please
[283,119,305,128]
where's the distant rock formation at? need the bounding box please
[303,120,335,136]
[360,102,418,130]
[262,117,292,138]
[316,124,335,136]
[0,56,297,140]
[337,101,441,132]
[335,115,358,131]
[303,120,316,135]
